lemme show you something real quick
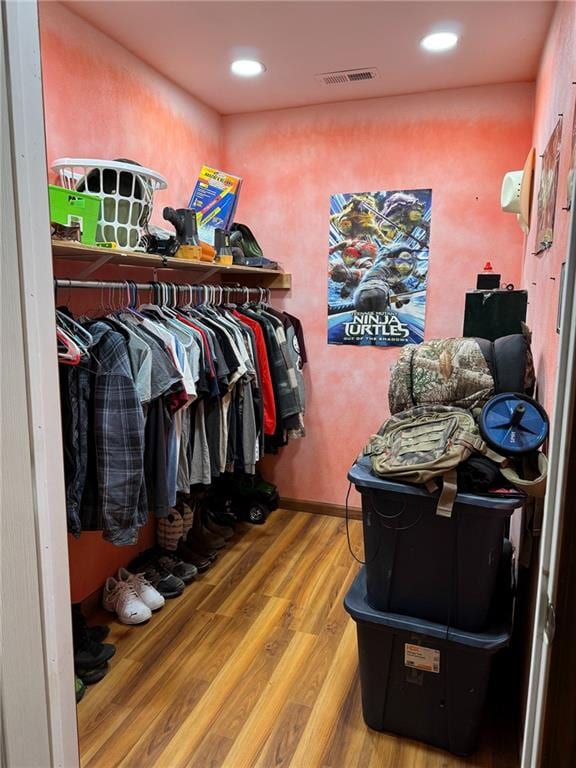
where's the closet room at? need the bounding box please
[3,1,576,767]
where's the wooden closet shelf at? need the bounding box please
[51,241,292,289]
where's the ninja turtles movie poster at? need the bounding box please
[328,189,432,346]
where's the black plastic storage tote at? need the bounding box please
[348,456,522,631]
[344,568,512,756]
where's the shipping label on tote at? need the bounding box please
[327,189,431,346]
[536,117,562,252]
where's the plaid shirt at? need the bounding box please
[80,322,146,546]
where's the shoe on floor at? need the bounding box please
[200,527,227,549]
[102,577,152,624]
[118,567,165,611]
[176,541,212,572]
[74,637,116,672]
[176,540,211,571]
[72,604,111,644]
[190,504,227,551]
[185,532,220,560]
[177,501,194,536]
[72,604,112,647]
[146,562,185,598]
[204,513,235,541]
[72,605,116,672]
[87,624,110,643]
[75,676,86,703]
[128,551,183,596]
[129,550,186,594]
[78,661,109,685]
[156,552,197,584]
[157,509,184,552]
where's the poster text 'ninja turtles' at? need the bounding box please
[328,189,432,346]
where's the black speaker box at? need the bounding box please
[463,290,527,341]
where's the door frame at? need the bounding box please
[2,1,575,766]
[521,183,576,767]
[1,1,79,765]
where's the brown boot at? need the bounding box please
[176,540,212,572]
[204,515,235,541]
[190,502,227,551]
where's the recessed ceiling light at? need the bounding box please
[231,59,265,77]
[420,31,459,52]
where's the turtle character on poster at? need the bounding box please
[328,189,432,346]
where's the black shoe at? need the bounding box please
[74,638,116,672]
[135,561,185,598]
[155,552,198,585]
[79,662,109,685]
[72,605,116,672]
[129,551,185,598]
[87,624,110,643]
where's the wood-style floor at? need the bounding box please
[78,510,519,768]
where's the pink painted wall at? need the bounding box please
[39,2,223,602]
[522,1,576,418]
[223,84,534,506]
[39,1,222,220]
[40,2,538,594]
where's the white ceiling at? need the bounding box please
[64,1,555,115]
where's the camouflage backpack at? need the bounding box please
[363,405,506,517]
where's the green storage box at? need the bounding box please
[48,185,101,244]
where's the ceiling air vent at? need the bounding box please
[315,68,379,86]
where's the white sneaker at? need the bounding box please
[102,576,152,624]
[117,567,165,612]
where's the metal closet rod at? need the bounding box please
[53,279,267,292]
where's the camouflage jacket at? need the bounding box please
[389,338,494,415]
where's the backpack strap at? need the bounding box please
[436,468,458,517]
[456,431,507,466]
[501,453,548,498]
[483,445,508,465]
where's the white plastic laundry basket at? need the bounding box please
[51,158,168,250]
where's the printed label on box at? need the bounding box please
[404,643,440,673]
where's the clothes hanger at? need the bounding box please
[178,284,194,312]
[113,280,143,322]
[222,286,236,310]
[162,283,180,317]
[203,284,222,315]
[140,281,172,320]
[55,308,93,355]
[56,326,82,365]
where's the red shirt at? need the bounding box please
[232,310,277,435]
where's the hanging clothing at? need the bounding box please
[75,321,145,546]
[233,310,276,435]
[58,296,306,546]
